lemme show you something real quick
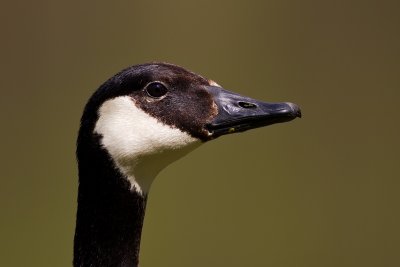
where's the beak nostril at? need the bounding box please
[238,101,257,109]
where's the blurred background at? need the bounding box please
[1,0,399,266]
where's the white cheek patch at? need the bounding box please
[94,96,201,194]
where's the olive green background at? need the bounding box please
[1,0,399,266]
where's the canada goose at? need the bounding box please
[74,62,301,267]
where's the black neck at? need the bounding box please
[74,135,147,267]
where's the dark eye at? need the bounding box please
[145,82,168,98]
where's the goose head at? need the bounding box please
[78,62,301,195]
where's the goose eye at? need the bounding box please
[145,82,168,98]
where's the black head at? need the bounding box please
[77,62,301,194]
[79,63,215,143]
[79,62,301,144]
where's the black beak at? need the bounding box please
[205,86,301,138]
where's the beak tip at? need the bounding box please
[296,109,302,118]
[286,102,302,118]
